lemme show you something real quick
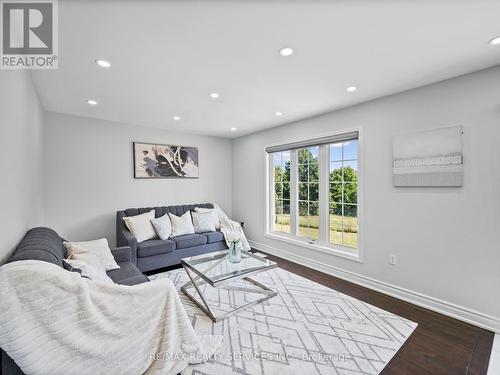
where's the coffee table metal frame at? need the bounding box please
[180,250,277,322]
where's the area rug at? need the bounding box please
[149,266,417,375]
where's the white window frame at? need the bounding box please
[265,128,363,263]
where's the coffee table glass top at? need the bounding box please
[181,250,277,286]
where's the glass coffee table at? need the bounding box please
[180,250,277,322]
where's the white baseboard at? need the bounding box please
[249,239,500,334]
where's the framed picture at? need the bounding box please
[392,126,463,187]
[133,142,199,179]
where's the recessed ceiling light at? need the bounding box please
[173,116,181,121]
[86,99,98,106]
[209,92,220,99]
[279,47,294,56]
[95,59,111,68]
[489,36,500,45]
[275,112,283,116]
[231,127,237,131]
[346,86,357,93]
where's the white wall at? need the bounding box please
[43,112,232,246]
[232,66,500,329]
[0,71,44,264]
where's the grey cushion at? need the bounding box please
[137,241,228,272]
[107,262,148,285]
[171,233,207,249]
[7,227,66,267]
[110,246,132,263]
[117,275,150,286]
[137,239,175,258]
[203,231,225,244]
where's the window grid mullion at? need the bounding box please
[290,149,298,237]
[281,153,283,231]
[318,144,329,245]
[306,166,312,234]
[341,144,345,246]
[270,154,275,233]
[280,180,283,229]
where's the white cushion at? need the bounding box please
[63,258,114,284]
[192,211,216,233]
[151,213,172,240]
[122,211,157,242]
[64,238,119,271]
[194,204,228,230]
[169,211,195,237]
[194,207,219,229]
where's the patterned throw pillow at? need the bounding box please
[168,211,195,237]
[63,258,113,284]
[194,204,228,230]
[64,238,120,271]
[151,213,172,240]
[192,211,216,233]
[63,259,89,278]
[193,207,218,228]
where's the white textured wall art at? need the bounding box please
[392,126,463,186]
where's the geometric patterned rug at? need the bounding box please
[149,266,417,375]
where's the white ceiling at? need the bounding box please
[32,0,500,139]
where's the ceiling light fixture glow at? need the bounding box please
[279,47,294,56]
[489,36,500,45]
[173,116,181,121]
[209,92,220,99]
[346,86,357,93]
[86,99,98,106]
[95,59,111,68]
[275,112,283,116]
[231,127,237,131]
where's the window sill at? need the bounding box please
[264,232,363,263]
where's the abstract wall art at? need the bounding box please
[133,142,199,179]
[392,126,463,187]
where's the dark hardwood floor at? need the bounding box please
[257,251,494,375]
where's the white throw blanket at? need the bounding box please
[0,260,222,375]
[220,217,251,251]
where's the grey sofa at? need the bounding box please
[1,226,148,375]
[117,203,228,272]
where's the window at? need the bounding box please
[272,151,290,233]
[329,140,358,249]
[298,147,319,240]
[267,131,360,258]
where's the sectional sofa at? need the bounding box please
[116,203,228,272]
[1,227,148,375]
